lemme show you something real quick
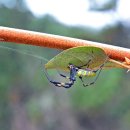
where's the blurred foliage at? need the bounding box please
[0,0,130,130]
[89,0,117,11]
[70,69,123,109]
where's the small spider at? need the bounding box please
[44,58,107,88]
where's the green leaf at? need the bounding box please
[45,46,108,71]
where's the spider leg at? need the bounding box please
[50,80,74,88]
[93,56,109,73]
[56,70,71,79]
[78,76,86,86]
[78,67,103,87]
[80,56,109,87]
[78,59,91,68]
[83,67,103,87]
[43,64,77,88]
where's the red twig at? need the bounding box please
[0,26,130,62]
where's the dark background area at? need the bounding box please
[0,0,130,130]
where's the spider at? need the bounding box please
[44,58,108,88]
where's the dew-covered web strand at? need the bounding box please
[0,45,49,62]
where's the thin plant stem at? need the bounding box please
[0,26,130,62]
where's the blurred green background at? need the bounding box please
[0,0,130,130]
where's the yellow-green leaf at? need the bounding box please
[45,46,108,71]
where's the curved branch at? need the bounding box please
[0,26,130,62]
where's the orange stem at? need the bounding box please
[0,26,130,62]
